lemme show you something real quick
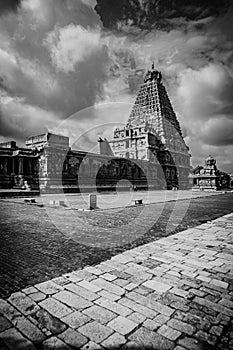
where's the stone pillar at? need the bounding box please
[18,157,24,175]
[12,157,16,174]
[3,158,8,174]
[28,158,32,175]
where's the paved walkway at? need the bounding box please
[0,213,233,350]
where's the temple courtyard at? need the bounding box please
[0,191,233,349]
[0,199,233,349]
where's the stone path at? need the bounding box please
[0,213,233,349]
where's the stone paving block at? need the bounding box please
[98,263,114,273]
[107,316,137,335]
[129,326,174,349]
[95,296,132,317]
[39,298,72,318]
[154,314,170,325]
[133,285,154,296]
[121,340,142,349]
[29,292,46,302]
[195,330,218,345]
[127,312,146,324]
[13,316,46,343]
[65,283,99,301]
[84,266,103,275]
[143,319,160,331]
[100,261,126,272]
[52,276,70,286]
[7,292,39,316]
[31,309,67,335]
[111,269,132,280]
[0,327,37,350]
[97,290,120,302]
[189,288,206,297]
[170,288,189,298]
[126,291,174,317]
[218,298,233,309]
[101,332,127,348]
[0,299,21,322]
[178,336,208,350]
[91,278,125,296]
[63,271,83,283]
[82,305,117,324]
[111,254,134,264]
[42,336,71,349]
[170,301,190,313]
[71,270,95,282]
[0,316,11,332]
[158,324,182,341]
[113,278,129,287]
[143,279,172,294]
[118,297,157,319]
[61,311,90,329]
[78,321,113,343]
[53,290,92,310]
[58,328,88,348]
[35,281,63,295]
[209,279,228,289]
[167,318,195,335]
[194,296,232,316]
[101,273,117,281]
[124,282,138,291]
[210,325,223,337]
[80,340,103,349]
[77,280,102,293]
[124,263,149,275]
[22,287,38,295]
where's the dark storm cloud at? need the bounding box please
[0,0,233,170]
[95,0,230,31]
[0,0,21,15]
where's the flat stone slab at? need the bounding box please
[143,279,172,294]
[0,212,233,349]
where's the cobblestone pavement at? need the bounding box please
[0,212,232,349]
[1,194,233,299]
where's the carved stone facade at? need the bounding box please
[108,65,191,189]
[191,156,230,190]
[0,66,192,192]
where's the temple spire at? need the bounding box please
[127,66,184,146]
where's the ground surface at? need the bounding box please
[0,192,233,299]
[0,212,232,350]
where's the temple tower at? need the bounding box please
[127,64,184,147]
[108,64,191,189]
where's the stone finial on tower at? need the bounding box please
[144,64,162,83]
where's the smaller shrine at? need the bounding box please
[191,155,230,191]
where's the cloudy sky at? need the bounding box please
[0,0,233,171]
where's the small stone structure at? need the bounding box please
[191,155,230,191]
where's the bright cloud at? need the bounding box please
[45,24,102,72]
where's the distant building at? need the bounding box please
[191,155,230,190]
[230,174,233,189]
[0,65,191,192]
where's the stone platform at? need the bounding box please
[0,213,233,349]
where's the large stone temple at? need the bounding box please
[0,65,191,192]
